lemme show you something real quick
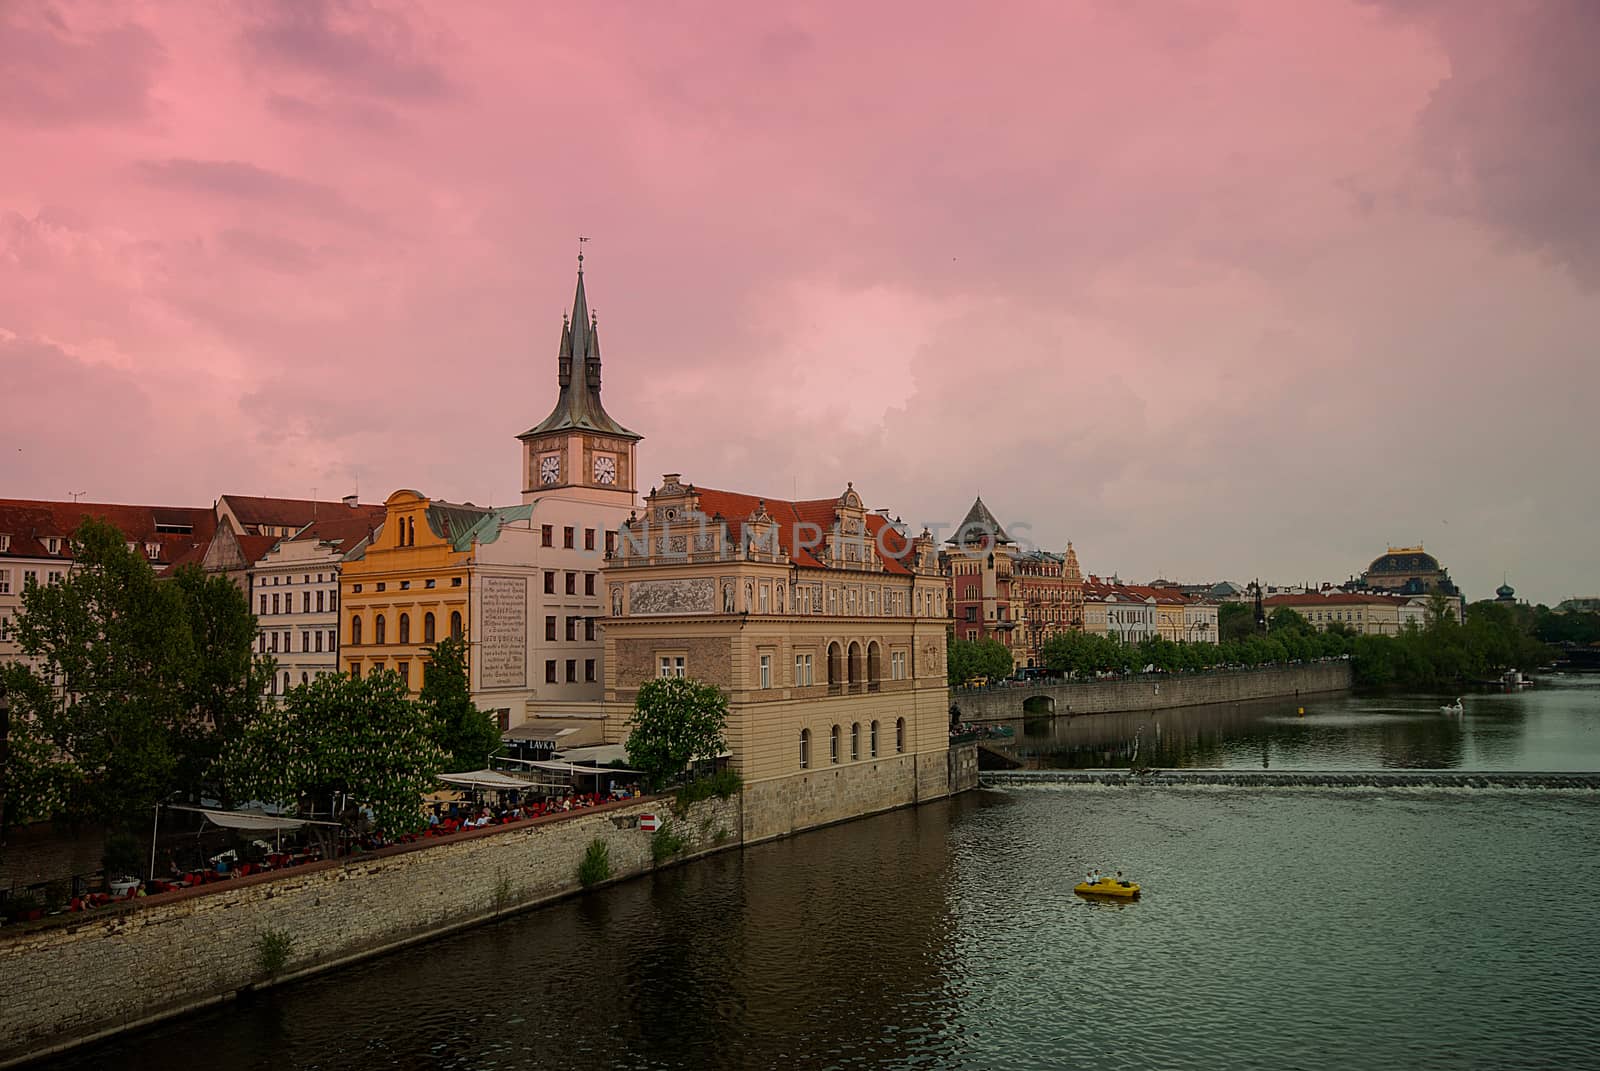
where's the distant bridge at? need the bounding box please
[980,769,1600,790]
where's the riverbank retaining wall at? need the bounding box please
[0,794,740,1069]
[952,662,1352,723]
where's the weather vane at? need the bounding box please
[577,235,590,268]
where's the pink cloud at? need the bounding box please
[2,0,1597,604]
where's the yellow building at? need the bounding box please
[601,477,954,843]
[340,491,482,696]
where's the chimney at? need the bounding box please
[343,495,359,509]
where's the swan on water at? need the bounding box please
[1441,698,1463,714]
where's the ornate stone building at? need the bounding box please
[1014,542,1086,666]
[601,477,954,843]
[1360,545,1460,597]
[944,496,1019,658]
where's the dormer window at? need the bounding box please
[46,537,60,554]
[0,534,9,552]
[145,542,160,559]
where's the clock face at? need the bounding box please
[593,455,617,485]
[539,454,561,485]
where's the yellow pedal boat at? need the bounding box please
[1074,877,1141,898]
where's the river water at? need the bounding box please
[40,680,1600,1071]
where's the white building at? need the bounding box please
[254,515,378,697]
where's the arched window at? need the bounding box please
[424,612,436,644]
[450,611,463,639]
[851,722,860,761]
[896,717,906,754]
[300,671,309,685]
[867,641,882,683]
[830,725,840,764]
[847,641,863,684]
[399,613,410,644]
[407,516,416,546]
[375,614,386,645]
[282,671,290,693]
[827,642,843,685]
[870,720,879,758]
[799,729,811,770]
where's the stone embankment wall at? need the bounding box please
[741,747,963,843]
[0,795,739,1069]
[953,662,1352,723]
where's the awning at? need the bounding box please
[437,769,542,791]
[166,805,337,831]
[555,743,631,766]
[503,718,606,748]
[519,759,640,777]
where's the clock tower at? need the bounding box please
[518,255,642,506]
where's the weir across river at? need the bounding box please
[982,769,1600,790]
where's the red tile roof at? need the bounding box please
[218,494,384,529]
[288,515,380,551]
[236,535,283,565]
[1264,592,1405,608]
[0,498,215,565]
[690,488,915,575]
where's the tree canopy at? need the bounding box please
[948,636,1015,684]
[218,670,446,836]
[0,518,270,832]
[624,676,730,790]
[418,635,502,770]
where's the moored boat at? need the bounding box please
[1074,876,1141,898]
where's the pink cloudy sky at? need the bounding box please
[3,0,1598,604]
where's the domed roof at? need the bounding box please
[1496,582,1516,599]
[1367,547,1441,575]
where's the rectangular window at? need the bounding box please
[302,630,310,651]
[545,615,557,641]
[658,655,686,678]
[376,582,385,592]
[270,633,279,652]
[0,569,10,594]
[400,580,410,590]
[48,570,63,585]
[760,654,772,689]
[585,617,596,641]
[317,590,325,612]
[584,528,596,551]
[273,593,280,614]
[563,526,575,549]
[328,629,337,651]
[258,593,267,614]
[315,631,324,653]
[566,616,578,642]
[451,577,462,587]
[565,572,576,595]
[258,633,266,653]
[605,531,616,555]
[565,659,577,683]
[541,524,554,547]
[794,652,814,686]
[585,573,596,596]
[544,571,556,595]
[585,658,596,682]
[425,578,436,589]
[546,660,557,683]
[397,662,409,686]
[303,592,311,612]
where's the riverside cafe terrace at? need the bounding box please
[3,755,642,924]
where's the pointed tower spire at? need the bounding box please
[519,249,641,442]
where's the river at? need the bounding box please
[38,679,1600,1070]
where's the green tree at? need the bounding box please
[1218,601,1256,642]
[418,636,501,770]
[625,676,730,791]
[218,670,446,836]
[1,519,269,830]
[948,637,1014,684]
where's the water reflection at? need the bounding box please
[1010,675,1600,771]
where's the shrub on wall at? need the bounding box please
[650,821,688,863]
[577,838,611,888]
[256,928,295,977]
